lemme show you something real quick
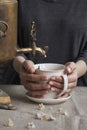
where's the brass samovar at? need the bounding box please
[0,0,48,63]
[0,0,48,109]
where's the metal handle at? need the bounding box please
[0,21,9,39]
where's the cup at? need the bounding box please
[34,63,68,99]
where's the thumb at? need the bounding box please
[23,60,35,73]
[64,62,76,74]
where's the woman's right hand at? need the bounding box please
[19,60,50,98]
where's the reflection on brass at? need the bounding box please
[17,21,48,58]
[0,21,8,39]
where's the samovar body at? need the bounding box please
[0,0,17,63]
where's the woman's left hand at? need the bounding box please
[48,62,78,98]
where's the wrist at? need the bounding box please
[76,60,87,78]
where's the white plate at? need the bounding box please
[25,94,72,105]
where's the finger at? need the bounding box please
[64,88,72,94]
[49,80,64,89]
[64,62,76,74]
[48,76,64,90]
[56,82,77,98]
[50,87,63,94]
[24,83,50,91]
[27,89,49,97]
[57,93,69,99]
[57,81,77,98]
[23,60,35,73]
[49,76,63,83]
[26,92,44,98]
[20,73,48,82]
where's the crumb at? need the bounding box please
[35,112,45,120]
[35,112,56,121]
[6,118,14,127]
[48,114,56,121]
[26,122,36,129]
[38,103,45,110]
[57,108,68,116]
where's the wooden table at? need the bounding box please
[0,85,87,130]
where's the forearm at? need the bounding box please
[13,56,25,73]
[76,60,87,78]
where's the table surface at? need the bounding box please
[0,85,87,130]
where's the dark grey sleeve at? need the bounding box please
[77,42,87,64]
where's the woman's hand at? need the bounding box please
[48,62,78,98]
[19,60,50,98]
[62,62,78,97]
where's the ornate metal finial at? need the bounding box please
[30,21,48,57]
[30,21,36,42]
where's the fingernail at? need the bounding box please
[50,87,55,91]
[50,76,55,80]
[67,67,72,73]
[49,81,53,85]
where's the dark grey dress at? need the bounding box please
[1,0,87,85]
